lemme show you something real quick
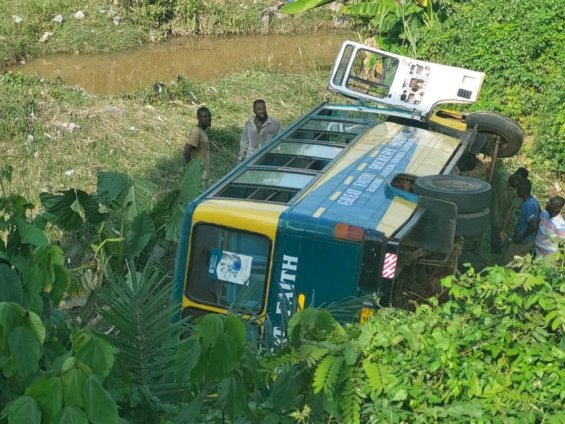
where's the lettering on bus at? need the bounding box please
[273,254,299,342]
[337,188,362,206]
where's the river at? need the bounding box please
[7,31,352,95]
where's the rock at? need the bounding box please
[39,31,53,43]
[12,15,22,24]
[53,14,63,23]
[74,10,85,20]
[60,122,81,132]
[113,16,120,26]
[106,105,123,115]
[64,169,76,176]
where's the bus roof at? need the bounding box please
[206,103,463,237]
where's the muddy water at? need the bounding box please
[8,32,352,95]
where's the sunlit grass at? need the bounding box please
[1,69,335,207]
[0,0,145,66]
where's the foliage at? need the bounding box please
[40,163,201,283]
[0,165,69,314]
[419,0,565,174]
[253,253,565,423]
[96,262,190,422]
[283,0,452,55]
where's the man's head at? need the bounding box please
[546,196,565,218]
[253,99,268,122]
[516,178,532,199]
[508,166,529,188]
[197,106,211,129]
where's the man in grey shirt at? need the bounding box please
[238,99,282,162]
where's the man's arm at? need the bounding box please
[183,144,194,163]
[238,123,249,162]
[515,204,540,242]
[184,127,201,163]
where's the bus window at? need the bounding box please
[346,50,399,98]
[288,129,356,144]
[255,141,343,171]
[233,170,314,190]
[186,224,270,313]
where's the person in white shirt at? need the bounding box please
[534,196,565,257]
[238,99,281,162]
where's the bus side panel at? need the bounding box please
[172,203,198,317]
[267,231,362,342]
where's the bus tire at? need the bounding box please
[466,111,524,158]
[413,175,491,213]
[455,208,490,237]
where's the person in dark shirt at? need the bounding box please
[502,178,540,263]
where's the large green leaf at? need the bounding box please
[342,0,380,16]
[95,172,130,207]
[174,337,201,386]
[23,310,46,344]
[21,245,66,300]
[62,368,88,407]
[218,372,247,419]
[82,375,119,424]
[40,189,106,231]
[0,194,34,226]
[8,326,42,376]
[0,264,24,304]
[96,172,157,220]
[197,314,225,349]
[16,221,48,247]
[25,375,63,423]
[73,334,115,380]
[125,212,155,257]
[54,406,89,424]
[281,0,335,14]
[224,316,246,357]
[0,302,25,346]
[2,395,41,424]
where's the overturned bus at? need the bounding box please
[172,41,523,340]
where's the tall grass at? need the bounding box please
[0,0,146,67]
[0,69,332,207]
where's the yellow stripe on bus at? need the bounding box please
[313,207,326,217]
[377,196,418,237]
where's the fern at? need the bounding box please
[363,359,384,395]
[324,356,344,394]
[97,261,189,401]
[313,355,333,394]
[295,344,329,367]
[341,366,362,424]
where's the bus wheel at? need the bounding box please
[455,208,490,237]
[466,111,524,158]
[413,175,491,213]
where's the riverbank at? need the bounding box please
[0,0,344,68]
[1,69,337,205]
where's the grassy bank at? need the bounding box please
[0,0,343,68]
[0,69,332,206]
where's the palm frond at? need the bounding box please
[97,261,192,400]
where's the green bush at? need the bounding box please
[420,0,565,174]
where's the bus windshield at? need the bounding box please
[186,224,271,313]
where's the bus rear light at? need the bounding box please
[381,252,398,279]
[334,223,364,241]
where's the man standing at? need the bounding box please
[502,179,540,263]
[490,166,528,254]
[534,196,565,258]
[238,99,281,162]
[184,106,211,187]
